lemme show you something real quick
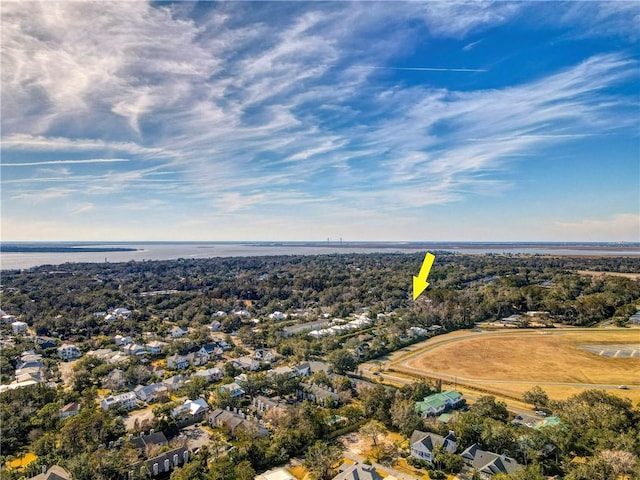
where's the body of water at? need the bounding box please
[1,242,638,270]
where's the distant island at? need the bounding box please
[0,244,139,253]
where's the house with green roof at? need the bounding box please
[415,390,464,417]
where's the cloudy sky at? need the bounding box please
[2,1,639,242]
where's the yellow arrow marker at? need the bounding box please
[413,252,435,301]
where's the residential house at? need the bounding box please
[134,383,169,403]
[172,398,209,426]
[410,430,457,464]
[220,382,245,398]
[332,462,383,480]
[282,320,329,337]
[57,344,82,360]
[461,444,523,479]
[115,335,133,346]
[169,326,188,338]
[233,356,261,371]
[198,344,220,358]
[254,348,277,363]
[208,320,222,332]
[131,431,168,454]
[162,374,184,392]
[193,367,223,382]
[298,383,339,406]
[208,408,268,437]
[35,336,58,349]
[87,348,128,364]
[252,395,288,415]
[269,366,295,378]
[293,360,331,377]
[123,343,146,356]
[11,321,28,334]
[255,468,297,480]
[415,390,464,417]
[132,446,189,478]
[269,311,286,321]
[101,391,137,411]
[145,340,167,355]
[167,353,190,370]
[14,367,42,383]
[60,402,80,419]
[186,351,209,367]
[112,307,132,319]
[29,465,72,480]
[163,374,185,391]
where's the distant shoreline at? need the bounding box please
[249,241,640,252]
[1,241,638,271]
[0,245,139,253]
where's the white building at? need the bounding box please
[101,391,137,411]
[11,321,28,334]
[57,344,82,360]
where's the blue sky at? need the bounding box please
[1,1,639,242]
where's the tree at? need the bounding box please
[181,376,209,400]
[303,440,343,480]
[327,349,356,374]
[432,445,463,473]
[469,396,509,422]
[390,397,423,437]
[360,419,386,447]
[494,464,546,480]
[522,387,549,410]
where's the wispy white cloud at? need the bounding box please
[71,203,95,215]
[2,158,130,167]
[11,187,76,202]
[1,1,638,241]
[356,66,487,72]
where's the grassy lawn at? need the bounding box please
[288,465,308,480]
[6,452,37,470]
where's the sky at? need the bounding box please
[1,1,639,242]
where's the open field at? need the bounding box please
[387,328,640,403]
[577,270,640,280]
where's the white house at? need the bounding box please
[167,354,189,370]
[193,367,223,382]
[172,398,209,418]
[410,430,457,464]
[169,326,188,338]
[269,311,286,321]
[101,391,137,410]
[146,340,168,354]
[115,335,133,346]
[112,307,132,319]
[220,382,245,398]
[11,321,28,334]
[123,343,146,356]
[57,344,82,360]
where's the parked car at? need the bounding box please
[618,385,629,389]
[535,410,548,417]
